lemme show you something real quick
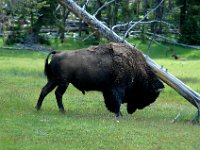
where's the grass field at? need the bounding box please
[0,40,200,149]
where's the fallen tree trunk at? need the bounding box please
[58,0,200,122]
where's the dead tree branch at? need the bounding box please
[82,0,90,10]
[93,0,115,16]
[113,20,175,31]
[124,0,165,37]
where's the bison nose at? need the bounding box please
[155,88,164,93]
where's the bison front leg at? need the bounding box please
[103,87,125,118]
[55,84,68,113]
[112,88,125,118]
[36,81,56,110]
[127,103,137,114]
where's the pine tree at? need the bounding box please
[177,0,200,45]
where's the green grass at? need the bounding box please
[49,38,100,50]
[0,40,200,149]
[128,38,200,60]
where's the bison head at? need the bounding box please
[123,67,164,114]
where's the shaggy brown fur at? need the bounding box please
[36,42,164,117]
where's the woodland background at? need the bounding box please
[0,0,200,47]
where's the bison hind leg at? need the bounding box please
[55,83,69,112]
[36,81,57,110]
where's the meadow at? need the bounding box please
[0,39,200,149]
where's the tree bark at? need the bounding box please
[60,7,70,43]
[180,0,187,33]
[112,0,119,26]
[142,0,148,20]
[151,0,164,34]
[135,0,140,17]
[156,0,164,33]
[96,0,103,20]
[58,0,200,121]
[168,0,172,11]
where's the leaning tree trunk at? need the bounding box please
[58,0,200,122]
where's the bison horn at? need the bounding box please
[156,88,164,93]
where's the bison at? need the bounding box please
[36,43,164,117]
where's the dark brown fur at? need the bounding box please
[36,43,164,117]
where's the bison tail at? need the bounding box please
[44,51,57,80]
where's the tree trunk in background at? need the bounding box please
[58,0,200,121]
[168,0,172,11]
[151,0,164,34]
[93,0,103,41]
[141,0,148,41]
[178,0,200,45]
[25,0,58,44]
[96,0,102,20]
[106,0,119,28]
[107,4,113,28]
[60,8,70,43]
[156,0,164,33]
[179,0,187,33]
[112,0,119,26]
[142,0,148,20]
[135,0,140,18]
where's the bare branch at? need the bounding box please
[112,21,132,31]
[124,0,165,37]
[93,0,115,16]
[82,0,90,10]
[56,4,61,11]
[139,20,174,28]
[82,32,95,41]
[112,20,180,34]
[112,20,176,32]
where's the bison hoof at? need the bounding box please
[35,105,41,111]
[115,111,123,122]
[59,108,65,114]
[115,115,122,123]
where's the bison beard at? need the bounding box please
[36,43,164,118]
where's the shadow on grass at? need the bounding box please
[31,104,195,125]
